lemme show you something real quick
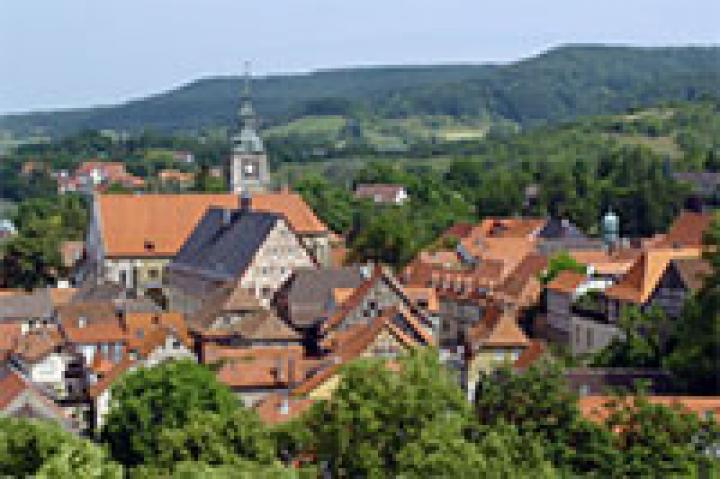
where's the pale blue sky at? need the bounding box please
[1,0,718,114]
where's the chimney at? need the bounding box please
[222,208,232,226]
[239,191,252,211]
[279,394,290,416]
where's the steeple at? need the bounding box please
[229,61,269,194]
[233,61,263,154]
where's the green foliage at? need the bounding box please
[154,409,275,469]
[101,360,241,467]
[474,363,621,475]
[128,461,311,479]
[0,418,121,478]
[604,394,720,477]
[192,165,226,192]
[293,175,354,233]
[593,306,667,368]
[303,349,555,477]
[665,212,720,394]
[542,251,587,284]
[3,46,719,137]
[0,194,88,289]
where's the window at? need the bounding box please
[575,325,581,344]
[494,351,506,362]
[172,339,181,349]
[261,287,272,298]
[579,384,590,396]
[148,268,159,280]
[119,270,127,286]
[586,329,594,349]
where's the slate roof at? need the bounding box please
[169,208,279,281]
[285,267,365,327]
[537,217,588,240]
[0,290,54,320]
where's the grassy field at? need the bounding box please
[605,133,683,159]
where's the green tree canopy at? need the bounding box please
[101,360,242,467]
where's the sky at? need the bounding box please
[1,0,718,115]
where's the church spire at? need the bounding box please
[233,61,263,154]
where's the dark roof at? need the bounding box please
[671,258,712,291]
[285,267,366,327]
[0,290,54,320]
[673,172,720,196]
[169,207,280,280]
[537,217,588,240]
[71,282,124,302]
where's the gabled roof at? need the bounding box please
[95,192,327,258]
[495,253,547,304]
[604,248,701,303]
[168,208,280,281]
[0,366,76,430]
[199,311,301,342]
[292,309,423,397]
[466,305,530,350]
[537,217,588,240]
[546,270,586,294]
[59,304,127,344]
[124,312,191,351]
[321,266,434,336]
[214,348,325,390]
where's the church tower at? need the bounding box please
[230,63,270,194]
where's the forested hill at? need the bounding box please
[2,44,719,137]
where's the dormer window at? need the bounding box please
[77,316,87,328]
[144,240,155,252]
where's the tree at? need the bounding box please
[304,349,554,477]
[474,363,621,475]
[665,213,720,394]
[101,360,240,467]
[592,306,666,368]
[129,460,313,479]
[541,250,587,284]
[154,409,275,469]
[0,418,121,478]
[603,394,720,477]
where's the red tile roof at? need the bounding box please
[656,211,713,249]
[578,395,720,423]
[96,192,327,257]
[255,394,315,425]
[604,248,700,303]
[546,270,586,294]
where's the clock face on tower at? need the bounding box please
[243,158,260,179]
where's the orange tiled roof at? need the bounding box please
[656,211,713,249]
[255,393,316,425]
[604,248,701,303]
[546,270,586,294]
[123,312,190,348]
[568,249,641,276]
[48,287,77,307]
[88,357,136,398]
[403,287,440,313]
[578,395,720,424]
[467,305,530,350]
[12,329,62,363]
[0,369,27,409]
[96,192,327,257]
[0,323,22,353]
[202,344,305,364]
